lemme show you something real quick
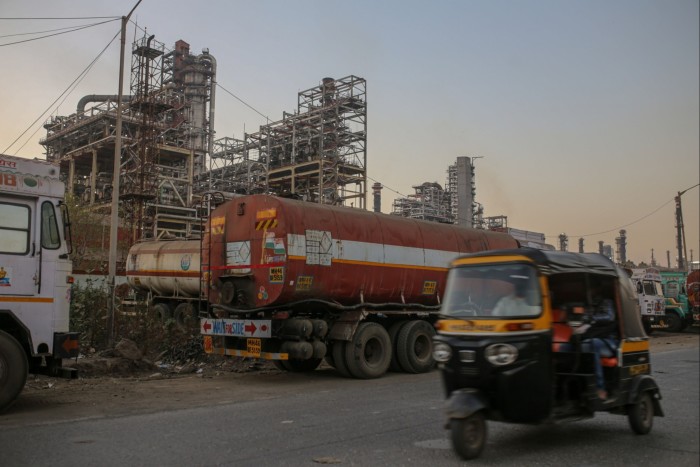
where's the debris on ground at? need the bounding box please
[69,336,278,379]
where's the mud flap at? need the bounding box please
[628,375,664,417]
[445,388,488,421]
[52,332,80,359]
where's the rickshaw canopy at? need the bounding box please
[451,248,646,339]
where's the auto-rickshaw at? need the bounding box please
[432,248,664,460]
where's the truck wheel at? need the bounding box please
[628,391,654,435]
[663,313,683,333]
[642,321,654,335]
[152,303,173,323]
[396,320,436,373]
[174,303,196,331]
[387,321,407,372]
[331,341,352,378]
[344,322,391,379]
[0,330,28,412]
[450,411,487,460]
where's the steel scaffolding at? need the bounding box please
[207,76,367,207]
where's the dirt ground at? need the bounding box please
[3,329,698,423]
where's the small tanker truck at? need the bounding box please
[127,194,517,378]
[0,154,77,412]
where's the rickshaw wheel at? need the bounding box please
[450,411,487,460]
[628,391,654,435]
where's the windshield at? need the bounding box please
[642,280,662,296]
[442,263,542,319]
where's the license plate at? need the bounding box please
[247,338,261,356]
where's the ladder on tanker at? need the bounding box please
[197,192,226,318]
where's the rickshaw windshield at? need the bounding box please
[441,263,542,319]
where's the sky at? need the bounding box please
[1,0,698,266]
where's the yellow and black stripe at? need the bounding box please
[256,219,278,230]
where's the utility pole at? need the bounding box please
[674,183,699,271]
[107,0,142,346]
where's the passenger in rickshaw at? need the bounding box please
[558,279,619,400]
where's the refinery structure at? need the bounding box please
[390,157,480,227]
[41,34,367,260]
[39,32,557,272]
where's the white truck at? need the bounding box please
[630,268,666,334]
[0,154,77,412]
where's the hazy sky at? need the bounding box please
[1,0,698,266]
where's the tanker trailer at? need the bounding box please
[126,240,202,329]
[199,194,518,379]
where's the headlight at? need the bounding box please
[432,342,452,363]
[484,343,518,366]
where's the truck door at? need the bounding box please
[0,197,38,296]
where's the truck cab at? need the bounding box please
[0,154,78,412]
[660,271,693,332]
[630,268,665,334]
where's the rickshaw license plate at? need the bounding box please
[247,338,261,356]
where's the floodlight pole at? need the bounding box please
[107,0,142,345]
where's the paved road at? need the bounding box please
[1,347,697,466]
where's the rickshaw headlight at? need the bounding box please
[432,342,452,363]
[485,343,518,366]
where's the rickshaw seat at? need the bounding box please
[552,309,572,352]
[600,357,617,367]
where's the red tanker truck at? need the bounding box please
[127,194,517,378]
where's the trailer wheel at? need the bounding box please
[174,303,197,331]
[450,411,487,460]
[344,322,391,379]
[331,341,352,378]
[396,320,436,373]
[387,321,407,372]
[628,391,654,435]
[663,312,683,333]
[0,330,28,412]
[152,303,173,323]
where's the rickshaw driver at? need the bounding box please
[492,273,540,316]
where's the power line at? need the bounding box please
[0,18,118,47]
[4,28,121,155]
[547,196,676,239]
[0,16,120,20]
[0,23,93,39]
[216,83,270,122]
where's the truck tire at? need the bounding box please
[387,321,407,372]
[152,303,173,323]
[663,312,683,333]
[396,320,436,373]
[344,322,391,379]
[331,341,352,378]
[0,330,28,412]
[174,303,196,330]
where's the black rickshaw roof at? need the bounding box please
[455,247,619,277]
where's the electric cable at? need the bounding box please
[0,18,118,47]
[0,21,108,39]
[216,83,270,122]
[4,28,121,155]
